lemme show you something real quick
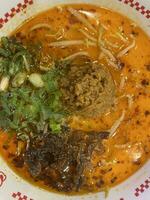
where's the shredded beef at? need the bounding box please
[14,130,109,192]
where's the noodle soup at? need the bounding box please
[0,4,149,194]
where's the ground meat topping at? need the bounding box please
[59,58,116,117]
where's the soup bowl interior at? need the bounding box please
[0,0,150,200]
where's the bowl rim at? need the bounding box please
[0,1,149,200]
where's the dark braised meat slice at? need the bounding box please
[59,58,116,117]
[21,130,109,192]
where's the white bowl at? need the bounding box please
[0,1,149,200]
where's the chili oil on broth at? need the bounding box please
[0,3,149,195]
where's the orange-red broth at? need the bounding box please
[0,4,150,194]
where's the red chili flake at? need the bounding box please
[145,110,150,116]
[141,79,149,86]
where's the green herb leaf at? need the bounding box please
[0,37,70,140]
[0,37,38,77]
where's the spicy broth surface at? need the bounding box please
[0,4,150,194]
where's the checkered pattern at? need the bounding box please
[0,1,149,200]
[0,0,149,29]
[0,171,7,187]
[118,0,150,18]
[12,192,33,200]
[134,178,150,197]
[0,0,33,28]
